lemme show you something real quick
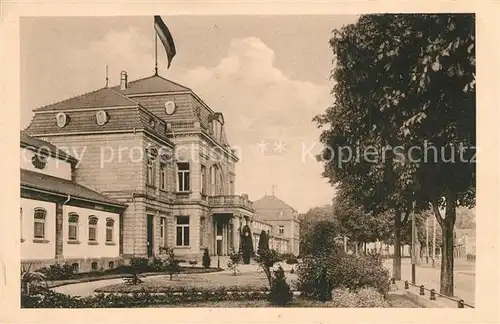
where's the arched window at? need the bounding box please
[91,262,98,271]
[72,263,79,273]
[106,218,114,243]
[209,164,224,195]
[88,216,98,242]
[68,213,79,241]
[33,208,47,239]
[108,261,115,269]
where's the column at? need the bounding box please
[233,216,240,253]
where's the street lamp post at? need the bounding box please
[426,216,429,264]
[432,214,436,268]
[411,200,417,285]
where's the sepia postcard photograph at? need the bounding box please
[1,1,499,323]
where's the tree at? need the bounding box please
[333,186,393,253]
[164,248,181,280]
[298,205,335,256]
[257,230,269,255]
[455,207,476,229]
[240,225,254,264]
[315,14,475,296]
[301,220,342,256]
[202,248,211,268]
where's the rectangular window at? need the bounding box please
[177,163,190,192]
[160,162,167,190]
[147,157,155,186]
[160,217,166,247]
[201,165,207,195]
[176,216,189,246]
[279,225,284,235]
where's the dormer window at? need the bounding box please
[31,154,47,169]
[149,117,155,128]
[96,110,109,125]
[56,112,68,128]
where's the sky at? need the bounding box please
[20,15,359,213]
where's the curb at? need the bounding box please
[402,290,445,308]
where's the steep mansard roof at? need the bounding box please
[24,74,230,148]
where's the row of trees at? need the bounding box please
[314,14,475,296]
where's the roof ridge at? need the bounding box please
[108,87,141,105]
[33,87,108,112]
[155,74,192,91]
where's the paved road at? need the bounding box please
[384,258,475,306]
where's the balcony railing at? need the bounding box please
[208,195,254,211]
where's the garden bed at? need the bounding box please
[96,270,298,293]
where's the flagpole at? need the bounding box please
[154,29,158,76]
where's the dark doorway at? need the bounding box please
[147,215,154,258]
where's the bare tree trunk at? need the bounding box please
[355,242,359,256]
[441,211,455,296]
[392,209,402,280]
[432,194,456,297]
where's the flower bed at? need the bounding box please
[23,286,413,308]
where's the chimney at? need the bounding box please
[120,71,128,90]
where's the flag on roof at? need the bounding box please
[154,15,176,69]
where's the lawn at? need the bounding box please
[46,266,223,289]
[96,268,298,293]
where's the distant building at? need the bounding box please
[20,132,125,272]
[252,195,300,256]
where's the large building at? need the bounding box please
[23,72,289,267]
[253,194,300,256]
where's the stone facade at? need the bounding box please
[24,73,258,264]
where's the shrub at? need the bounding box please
[330,288,388,308]
[21,264,46,295]
[39,263,75,280]
[240,225,254,264]
[281,253,296,259]
[202,248,211,268]
[297,250,390,301]
[123,273,144,285]
[255,249,282,288]
[268,266,293,306]
[285,257,298,265]
[129,257,150,273]
[227,249,241,276]
[257,230,269,255]
[149,257,166,272]
[188,260,198,267]
[164,248,181,280]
